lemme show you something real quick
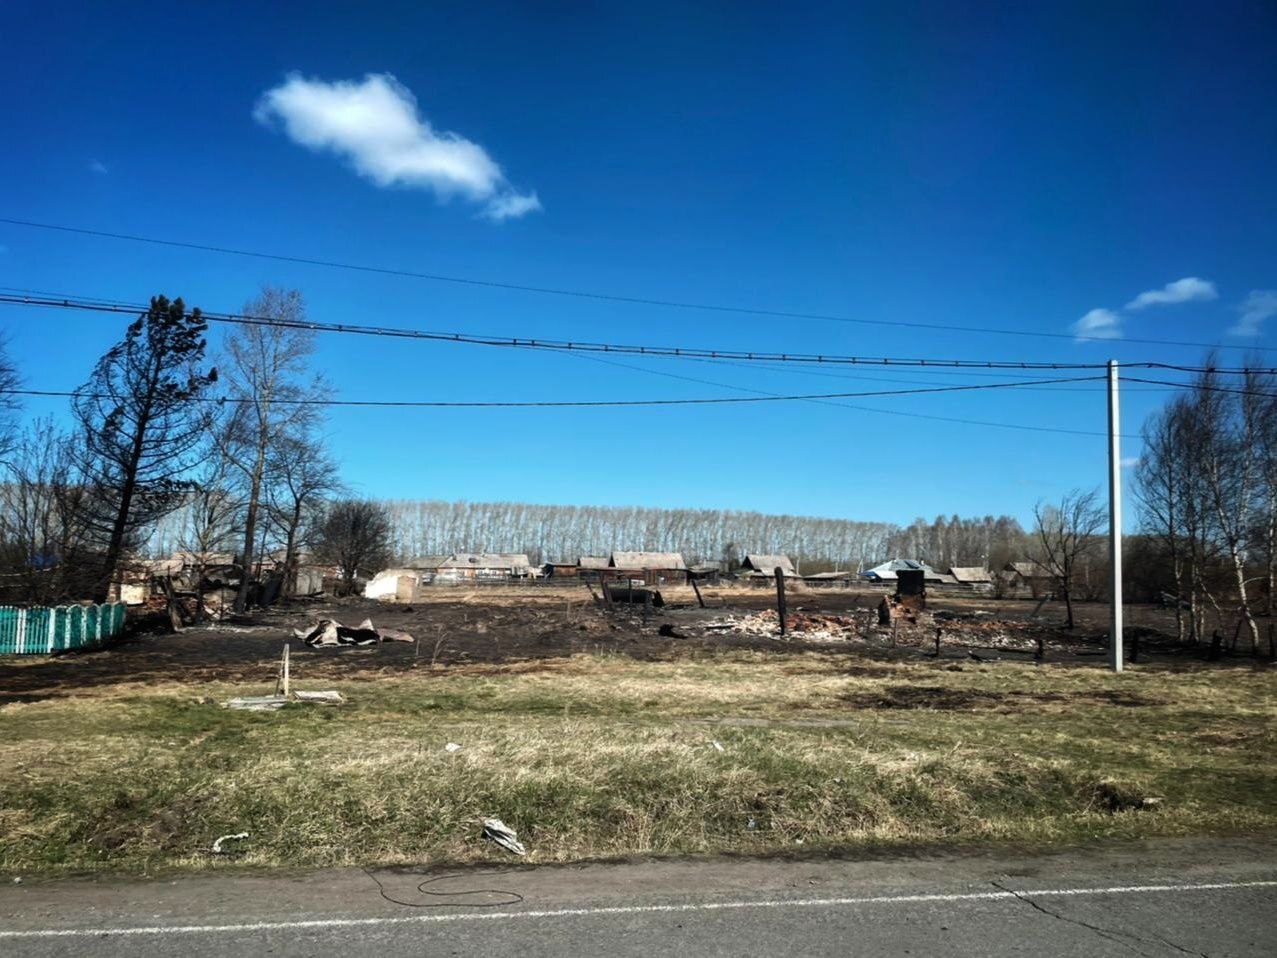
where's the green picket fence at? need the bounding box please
[0,603,127,654]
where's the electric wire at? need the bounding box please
[0,375,1106,409]
[0,291,1112,369]
[2,216,1272,352]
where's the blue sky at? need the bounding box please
[1,1,1274,528]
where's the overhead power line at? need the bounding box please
[0,290,1124,371]
[1123,377,1277,400]
[0,375,1104,409]
[1,217,1271,353]
[558,349,1136,438]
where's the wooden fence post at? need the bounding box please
[775,567,787,637]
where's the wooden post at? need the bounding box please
[775,567,787,637]
[689,574,706,609]
[282,643,290,698]
[583,579,601,605]
[934,627,941,657]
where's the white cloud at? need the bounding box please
[88,160,108,175]
[1125,276,1217,310]
[254,72,540,220]
[481,191,542,221]
[1071,307,1122,341]
[1230,290,1277,337]
[1120,456,1140,469]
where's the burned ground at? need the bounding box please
[0,584,1264,706]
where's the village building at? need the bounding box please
[1002,561,1055,597]
[740,553,797,577]
[948,566,995,593]
[859,559,948,584]
[608,551,688,585]
[435,553,534,580]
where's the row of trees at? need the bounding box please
[1135,360,1277,649]
[0,291,344,612]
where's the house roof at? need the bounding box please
[741,553,796,575]
[440,553,532,570]
[859,559,942,581]
[610,551,687,570]
[406,555,448,570]
[577,555,611,570]
[803,571,853,580]
[948,566,993,584]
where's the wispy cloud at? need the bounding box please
[1125,276,1217,310]
[1071,307,1122,341]
[1120,456,1140,469]
[88,160,108,175]
[1230,290,1277,337]
[254,72,540,221]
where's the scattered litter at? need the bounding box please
[709,740,725,752]
[11,877,21,885]
[211,832,249,854]
[293,617,413,648]
[292,690,345,705]
[223,695,288,711]
[746,818,757,830]
[482,818,526,856]
[444,742,463,752]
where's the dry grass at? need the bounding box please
[1,649,1274,876]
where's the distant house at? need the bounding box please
[1003,561,1054,596]
[740,554,796,577]
[406,555,448,572]
[948,566,994,592]
[543,560,580,578]
[859,559,947,584]
[578,556,610,570]
[609,551,688,584]
[437,553,534,580]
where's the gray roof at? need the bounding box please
[860,559,941,581]
[1007,561,1051,579]
[741,553,796,575]
[610,551,687,570]
[440,553,532,571]
[406,555,448,570]
[577,555,611,570]
[949,566,993,583]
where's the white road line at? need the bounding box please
[1,880,1274,940]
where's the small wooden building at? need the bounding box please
[740,553,796,577]
[608,551,688,585]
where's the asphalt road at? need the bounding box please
[2,837,1274,956]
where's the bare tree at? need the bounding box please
[1033,488,1105,629]
[0,334,22,464]
[0,419,95,604]
[314,498,391,593]
[221,287,320,613]
[73,296,217,602]
[177,417,245,619]
[266,428,341,599]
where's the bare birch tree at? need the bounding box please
[221,288,320,612]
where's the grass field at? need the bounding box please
[2,642,1274,876]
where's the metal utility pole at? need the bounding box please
[1107,360,1123,672]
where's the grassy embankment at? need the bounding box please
[1,651,1274,874]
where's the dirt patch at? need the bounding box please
[841,684,1162,712]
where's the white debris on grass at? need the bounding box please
[482,818,527,856]
[211,832,249,854]
[444,742,463,752]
